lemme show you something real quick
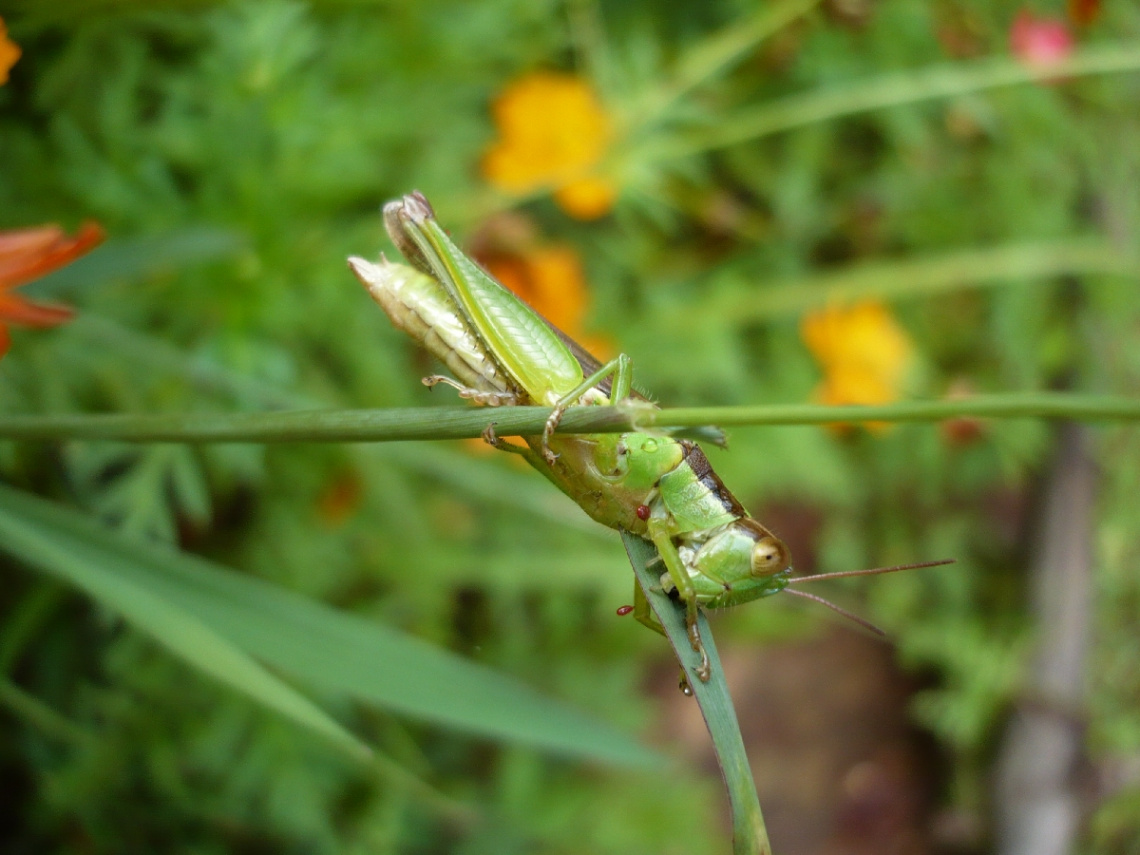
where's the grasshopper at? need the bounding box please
[349,192,948,683]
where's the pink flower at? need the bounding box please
[1010,10,1074,67]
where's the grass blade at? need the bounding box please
[0,485,370,761]
[693,240,1140,326]
[621,532,770,855]
[0,483,660,768]
[650,41,1140,160]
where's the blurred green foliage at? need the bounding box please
[2,0,1139,852]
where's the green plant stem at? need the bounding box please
[646,42,1140,161]
[0,393,1138,445]
[622,533,769,855]
[624,0,821,130]
[690,239,1140,326]
[0,677,94,747]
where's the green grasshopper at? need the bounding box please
[349,191,948,683]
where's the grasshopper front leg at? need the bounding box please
[645,519,711,682]
[540,353,635,464]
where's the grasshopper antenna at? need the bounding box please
[783,559,955,635]
[787,558,954,585]
[783,588,887,636]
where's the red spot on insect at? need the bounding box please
[636,504,650,520]
[616,605,634,616]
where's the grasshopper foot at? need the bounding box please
[541,404,569,464]
[424,375,518,407]
[686,617,712,682]
[481,422,534,459]
[695,652,711,683]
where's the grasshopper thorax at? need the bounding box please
[608,433,685,492]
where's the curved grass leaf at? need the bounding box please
[0,483,661,768]
[622,532,770,855]
[0,485,370,761]
[693,239,1140,327]
[651,41,1140,160]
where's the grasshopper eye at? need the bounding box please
[750,536,790,577]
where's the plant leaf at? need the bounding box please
[622,531,770,855]
[0,483,660,768]
[0,484,370,761]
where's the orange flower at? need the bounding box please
[0,222,105,359]
[482,72,617,220]
[800,301,915,433]
[0,16,21,84]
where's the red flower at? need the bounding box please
[0,222,105,359]
[1010,10,1074,67]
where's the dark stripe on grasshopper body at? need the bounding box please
[679,441,748,519]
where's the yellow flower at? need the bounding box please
[1,17,21,84]
[482,72,617,220]
[800,301,915,433]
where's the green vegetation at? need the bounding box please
[1,1,1139,852]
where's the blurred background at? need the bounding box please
[1,1,1139,853]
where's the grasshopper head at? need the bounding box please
[685,518,792,609]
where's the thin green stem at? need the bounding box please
[622,533,770,855]
[443,42,1140,226]
[688,239,1140,327]
[644,42,1140,161]
[655,395,1140,427]
[0,677,94,747]
[623,0,821,131]
[453,0,821,228]
[0,393,1138,445]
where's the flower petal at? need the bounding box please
[0,17,20,85]
[0,291,75,328]
[1010,10,1074,67]
[555,177,617,220]
[0,221,106,290]
[801,300,916,433]
[482,72,615,214]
